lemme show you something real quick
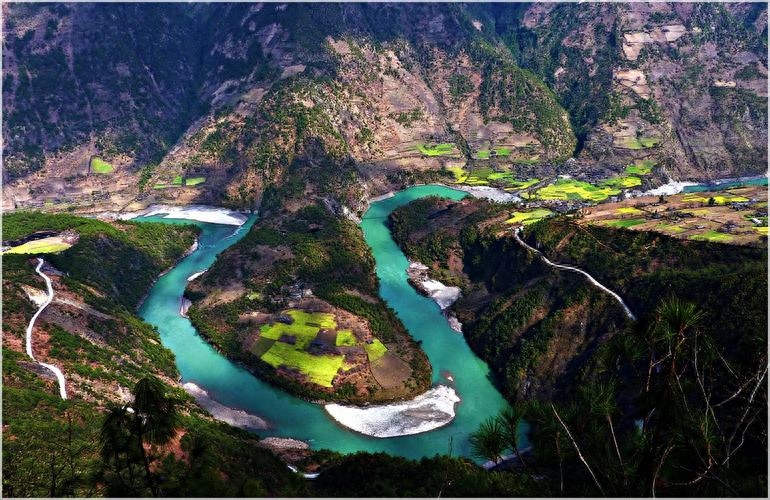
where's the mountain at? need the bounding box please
[3,2,766,213]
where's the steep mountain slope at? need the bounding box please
[5,3,763,214]
[1,214,306,497]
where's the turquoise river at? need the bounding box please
[137,185,512,459]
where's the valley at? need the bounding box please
[2,2,767,498]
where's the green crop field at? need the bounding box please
[505,208,554,226]
[603,218,647,228]
[534,179,620,202]
[616,207,645,215]
[682,194,750,205]
[601,175,642,189]
[466,166,495,186]
[625,159,656,175]
[4,239,72,255]
[655,223,687,233]
[488,172,514,182]
[447,165,468,183]
[622,136,661,150]
[172,175,184,186]
[335,330,357,347]
[259,310,336,349]
[494,147,511,156]
[90,157,114,174]
[257,310,389,387]
[261,343,344,387]
[185,176,206,186]
[504,178,540,191]
[657,223,687,233]
[365,339,388,362]
[690,230,734,243]
[474,150,491,159]
[417,143,456,156]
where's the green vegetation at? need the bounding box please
[474,150,491,160]
[474,50,576,158]
[466,166,495,186]
[256,310,377,387]
[448,74,474,102]
[417,143,456,156]
[690,229,734,242]
[621,136,661,149]
[259,311,335,348]
[624,159,656,175]
[3,212,198,308]
[185,176,206,186]
[335,330,357,347]
[364,338,387,362]
[187,201,431,402]
[3,213,305,497]
[313,452,536,497]
[172,175,184,185]
[504,178,540,190]
[90,157,114,174]
[137,163,156,190]
[504,208,554,226]
[261,343,344,387]
[682,194,750,204]
[654,222,687,233]
[603,218,647,228]
[601,175,642,189]
[446,165,469,183]
[390,108,423,127]
[534,178,619,202]
[494,147,511,156]
[616,207,644,215]
[3,238,72,254]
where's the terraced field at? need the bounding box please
[256,309,387,388]
[579,185,767,246]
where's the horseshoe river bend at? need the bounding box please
[134,185,515,459]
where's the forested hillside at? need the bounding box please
[3,3,766,213]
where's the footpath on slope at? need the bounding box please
[25,258,68,399]
[512,228,636,321]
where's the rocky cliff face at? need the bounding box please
[3,3,766,212]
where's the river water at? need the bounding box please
[136,185,511,459]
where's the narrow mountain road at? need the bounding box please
[26,258,68,399]
[513,228,636,321]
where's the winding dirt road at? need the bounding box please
[513,228,636,321]
[26,258,68,399]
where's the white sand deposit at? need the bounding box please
[123,204,248,226]
[324,385,460,438]
[183,382,269,430]
[456,185,522,203]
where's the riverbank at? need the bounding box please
[324,385,460,438]
[406,261,463,333]
[119,204,250,226]
[183,382,270,430]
